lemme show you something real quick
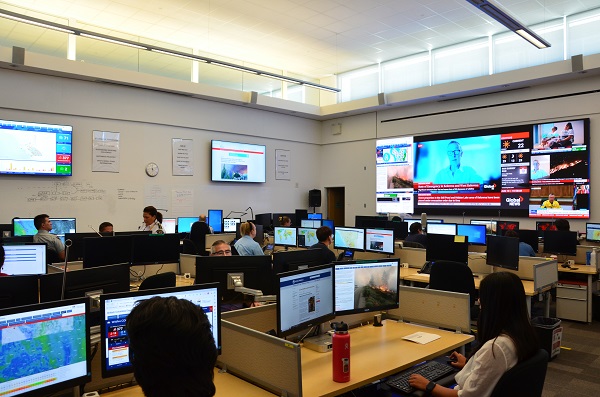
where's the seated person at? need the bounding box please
[0,244,8,276]
[210,240,232,256]
[191,215,212,253]
[404,222,428,248]
[234,222,264,256]
[280,216,292,227]
[99,222,113,233]
[139,206,164,234]
[505,230,535,257]
[540,194,561,209]
[554,219,580,245]
[126,296,218,397]
[32,213,65,261]
[409,272,539,396]
[310,226,336,265]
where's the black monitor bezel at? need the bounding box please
[0,274,40,309]
[207,209,223,233]
[1,242,48,275]
[272,248,323,274]
[273,226,298,248]
[586,222,600,242]
[486,234,519,270]
[543,230,578,256]
[364,228,396,255]
[425,233,469,263]
[333,258,400,316]
[469,219,498,235]
[296,227,319,248]
[131,233,181,266]
[517,229,540,253]
[82,235,133,268]
[333,226,365,251]
[456,224,487,246]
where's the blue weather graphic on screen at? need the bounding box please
[221,164,248,180]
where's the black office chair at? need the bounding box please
[490,349,549,397]
[190,221,210,256]
[138,272,176,290]
[402,241,425,249]
[429,260,478,320]
[182,239,200,255]
[46,247,61,265]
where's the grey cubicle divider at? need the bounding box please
[206,233,236,248]
[218,319,302,397]
[221,303,277,332]
[534,260,559,291]
[179,253,198,276]
[398,246,426,268]
[387,286,471,334]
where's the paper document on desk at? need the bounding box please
[402,332,441,344]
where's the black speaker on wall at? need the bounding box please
[309,189,321,207]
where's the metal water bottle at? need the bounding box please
[331,321,350,383]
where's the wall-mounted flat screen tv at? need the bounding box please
[0,118,72,176]
[211,140,266,183]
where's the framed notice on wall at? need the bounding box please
[276,149,290,180]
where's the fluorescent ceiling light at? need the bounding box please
[79,33,148,50]
[0,11,75,34]
[466,0,551,49]
[151,49,208,63]
[209,62,258,74]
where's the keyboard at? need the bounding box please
[385,360,455,394]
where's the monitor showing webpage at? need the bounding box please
[301,219,321,228]
[211,140,266,183]
[2,243,47,275]
[101,284,220,377]
[426,223,456,235]
[376,136,415,214]
[365,228,395,254]
[161,218,176,234]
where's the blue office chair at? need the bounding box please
[490,349,549,397]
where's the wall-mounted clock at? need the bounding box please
[145,162,159,177]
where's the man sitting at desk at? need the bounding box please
[126,296,218,397]
[404,222,428,248]
[540,193,561,209]
[505,230,535,257]
[210,240,232,256]
[32,214,65,261]
[310,226,336,265]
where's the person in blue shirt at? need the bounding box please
[434,141,482,185]
[404,222,428,248]
[234,222,264,256]
[505,230,536,257]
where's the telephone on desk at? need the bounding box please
[418,261,433,274]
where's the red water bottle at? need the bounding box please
[331,321,350,382]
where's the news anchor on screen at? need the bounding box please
[433,141,482,184]
[540,193,561,209]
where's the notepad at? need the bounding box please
[402,332,441,344]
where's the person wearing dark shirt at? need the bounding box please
[505,230,536,257]
[404,222,428,248]
[310,226,336,265]
[190,215,212,254]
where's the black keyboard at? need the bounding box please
[385,360,455,394]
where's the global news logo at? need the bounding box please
[505,196,524,207]
[483,183,497,190]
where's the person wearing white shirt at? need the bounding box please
[139,206,164,234]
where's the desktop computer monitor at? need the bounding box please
[101,283,221,378]
[254,213,272,229]
[0,298,91,396]
[208,209,223,233]
[295,209,308,224]
[322,219,335,232]
[469,219,497,235]
[425,234,469,264]
[2,243,47,275]
[274,226,297,247]
[131,233,180,265]
[486,235,519,270]
[83,235,133,268]
[536,221,556,237]
[177,217,198,234]
[12,217,36,236]
[300,219,321,228]
[387,220,409,240]
[65,232,113,261]
[272,248,323,274]
[161,218,176,234]
[365,228,395,255]
[355,215,387,228]
[308,213,322,220]
[496,221,519,236]
[334,227,365,251]
[586,223,600,242]
[0,275,39,309]
[276,264,335,337]
[195,256,274,299]
[334,258,400,315]
[223,218,241,233]
[272,213,296,226]
[12,217,76,243]
[518,229,540,254]
[426,223,457,236]
[543,231,578,256]
[457,224,487,245]
[297,227,319,248]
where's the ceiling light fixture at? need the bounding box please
[466,0,551,49]
[0,8,340,93]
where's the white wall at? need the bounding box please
[322,72,600,231]
[0,68,322,230]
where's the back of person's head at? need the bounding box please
[99,222,113,233]
[478,272,538,362]
[143,206,158,217]
[200,214,207,222]
[316,226,332,242]
[566,122,573,129]
[554,219,570,231]
[281,216,291,225]
[504,230,519,238]
[239,222,254,236]
[126,296,217,397]
[33,214,49,230]
[409,222,422,234]
[156,211,163,223]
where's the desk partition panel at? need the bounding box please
[398,246,426,268]
[534,260,559,291]
[388,286,471,334]
[221,304,277,332]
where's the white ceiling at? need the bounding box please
[3,0,600,80]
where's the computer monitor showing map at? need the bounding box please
[1,243,47,275]
[223,218,241,233]
[297,227,319,248]
[101,283,220,378]
[12,217,76,243]
[365,228,395,255]
[274,226,297,247]
[334,259,400,315]
[334,227,365,251]
[586,223,600,242]
[0,298,91,396]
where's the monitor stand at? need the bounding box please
[303,334,332,353]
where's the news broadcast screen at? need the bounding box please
[383,118,591,219]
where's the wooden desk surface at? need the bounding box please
[559,265,598,275]
[101,368,276,397]
[300,321,474,397]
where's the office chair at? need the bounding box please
[182,239,200,255]
[429,260,478,320]
[490,349,549,397]
[190,221,210,256]
[46,247,61,265]
[138,272,176,290]
[402,241,425,249]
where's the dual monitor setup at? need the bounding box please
[0,282,221,397]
